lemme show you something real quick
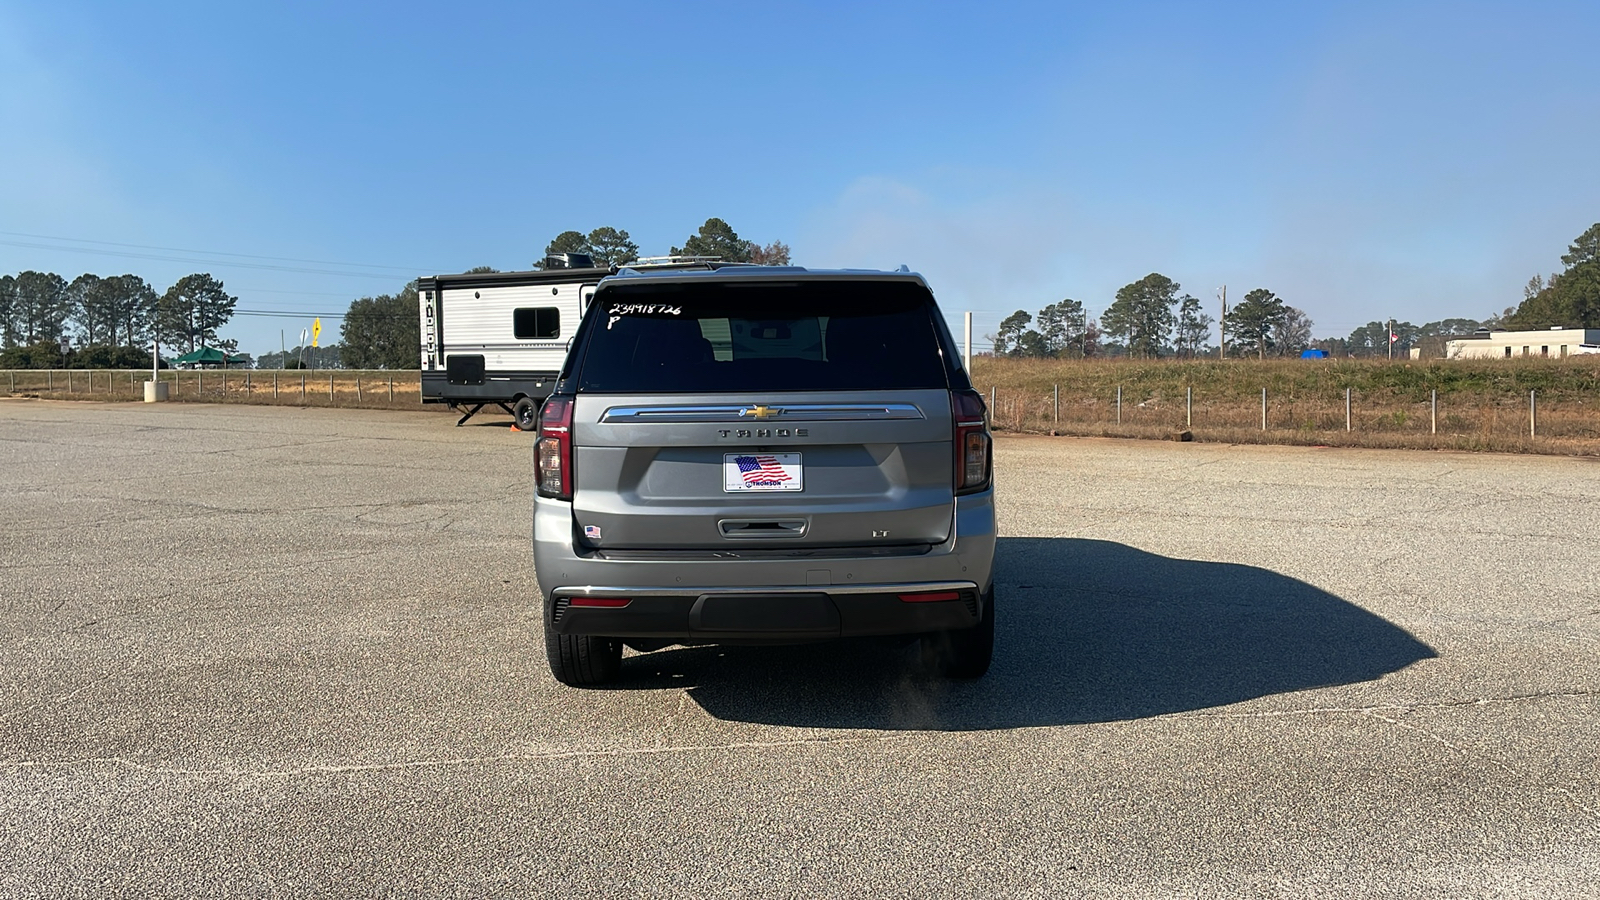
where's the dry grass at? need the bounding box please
[8,360,1600,454]
[0,369,436,412]
[971,356,1600,456]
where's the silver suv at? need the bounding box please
[532,266,995,686]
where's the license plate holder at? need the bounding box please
[724,452,803,492]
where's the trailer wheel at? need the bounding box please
[512,397,538,431]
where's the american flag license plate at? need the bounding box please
[724,452,804,492]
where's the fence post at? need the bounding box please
[328,374,334,400]
[1186,386,1192,428]
[49,370,53,391]
[68,371,73,393]
[1261,387,1267,431]
[1346,388,1352,432]
[1053,383,1059,424]
[388,377,393,401]
[989,386,995,423]
[274,373,279,398]
[301,374,306,399]
[357,377,362,403]
[246,372,252,396]
[1530,390,1536,437]
[197,371,202,395]
[1431,390,1437,434]
[1116,385,1122,424]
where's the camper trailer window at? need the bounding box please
[514,307,561,340]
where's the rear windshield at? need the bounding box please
[574,280,950,393]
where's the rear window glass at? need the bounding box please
[575,281,948,393]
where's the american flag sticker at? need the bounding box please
[584,525,602,540]
[724,452,803,492]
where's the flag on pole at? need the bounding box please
[1389,332,1399,343]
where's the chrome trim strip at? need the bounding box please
[554,581,976,598]
[600,403,925,423]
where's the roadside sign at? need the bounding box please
[312,317,322,348]
[58,337,70,354]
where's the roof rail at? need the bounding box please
[632,255,723,266]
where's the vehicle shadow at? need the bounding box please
[621,537,1436,730]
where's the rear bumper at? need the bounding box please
[532,489,996,640]
[548,582,984,641]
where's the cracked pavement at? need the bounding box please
[1,400,1597,898]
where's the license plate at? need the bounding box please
[724,452,803,492]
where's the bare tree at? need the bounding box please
[1175,294,1214,357]
[748,240,792,265]
[1277,306,1314,355]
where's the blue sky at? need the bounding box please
[3,0,1599,354]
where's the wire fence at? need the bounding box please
[7,368,1599,452]
[981,382,1600,452]
[1,369,426,410]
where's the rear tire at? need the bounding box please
[545,628,623,687]
[513,396,538,431]
[919,586,995,679]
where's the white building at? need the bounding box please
[1445,327,1600,359]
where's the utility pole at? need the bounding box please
[1218,285,1227,360]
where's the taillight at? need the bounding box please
[535,396,574,500]
[952,389,991,494]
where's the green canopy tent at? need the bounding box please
[171,346,249,368]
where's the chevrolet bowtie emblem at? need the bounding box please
[741,405,783,419]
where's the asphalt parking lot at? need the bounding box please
[2,400,1597,898]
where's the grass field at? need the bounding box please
[967,356,1600,455]
[0,368,438,412]
[6,358,1600,453]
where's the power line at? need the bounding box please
[233,286,372,298]
[232,308,415,320]
[0,240,406,279]
[0,239,420,280]
[0,230,434,273]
